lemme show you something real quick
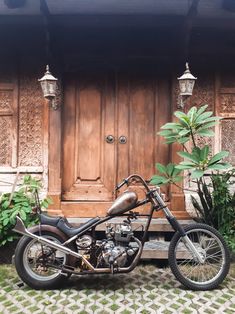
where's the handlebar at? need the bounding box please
[115,174,151,192]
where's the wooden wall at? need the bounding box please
[0,62,48,193]
[0,62,235,218]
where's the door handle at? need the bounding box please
[119,135,127,144]
[106,135,115,144]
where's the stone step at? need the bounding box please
[142,241,191,259]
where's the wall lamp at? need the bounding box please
[39,65,58,110]
[177,63,197,109]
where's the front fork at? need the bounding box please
[163,207,205,264]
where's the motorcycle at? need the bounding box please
[13,174,230,290]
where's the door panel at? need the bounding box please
[62,74,116,202]
[62,71,171,216]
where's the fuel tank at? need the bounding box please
[107,191,138,216]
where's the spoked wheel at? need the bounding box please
[15,232,69,289]
[169,224,230,290]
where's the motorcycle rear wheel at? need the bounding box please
[15,231,69,289]
[168,224,230,290]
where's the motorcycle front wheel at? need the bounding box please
[168,224,230,290]
[15,231,69,289]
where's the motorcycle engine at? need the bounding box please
[98,221,137,268]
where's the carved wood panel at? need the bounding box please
[0,67,46,194]
[0,82,18,167]
[18,74,44,167]
[221,119,235,165]
[217,73,235,165]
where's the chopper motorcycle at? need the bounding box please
[13,174,230,291]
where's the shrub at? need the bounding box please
[151,105,235,252]
[0,175,52,246]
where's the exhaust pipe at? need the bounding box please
[13,216,143,274]
[13,216,97,271]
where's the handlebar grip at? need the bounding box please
[115,179,127,190]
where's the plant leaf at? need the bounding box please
[208,151,229,166]
[197,129,214,137]
[191,169,204,179]
[155,163,167,175]
[207,163,231,170]
[177,151,199,163]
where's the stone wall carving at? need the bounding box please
[18,74,44,167]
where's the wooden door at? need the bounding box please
[62,71,170,217]
[62,73,116,214]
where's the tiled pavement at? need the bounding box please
[0,263,234,314]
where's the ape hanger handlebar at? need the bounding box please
[115,174,151,192]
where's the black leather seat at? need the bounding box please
[40,213,61,226]
[57,217,100,237]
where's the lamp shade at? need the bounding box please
[38,65,58,99]
[178,63,197,96]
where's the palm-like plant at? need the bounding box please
[158,105,220,145]
[151,104,232,233]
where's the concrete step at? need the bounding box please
[142,241,191,260]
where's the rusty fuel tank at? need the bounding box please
[107,191,138,216]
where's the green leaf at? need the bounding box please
[178,137,190,144]
[172,175,183,182]
[172,167,182,176]
[155,163,167,175]
[198,121,217,130]
[174,111,189,121]
[158,130,174,136]
[195,104,208,117]
[161,122,181,130]
[177,151,199,163]
[150,176,169,185]
[175,164,195,170]
[178,129,190,136]
[19,210,26,221]
[191,169,204,179]
[208,163,231,170]
[208,151,229,166]
[195,111,213,123]
[3,218,9,226]
[188,106,197,123]
[197,129,214,136]
[200,145,209,161]
[201,116,221,123]
[166,163,175,176]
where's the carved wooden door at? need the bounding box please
[62,71,170,216]
[62,73,116,204]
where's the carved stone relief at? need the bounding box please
[18,74,44,167]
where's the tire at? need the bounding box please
[168,223,230,291]
[15,231,69,289]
